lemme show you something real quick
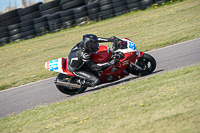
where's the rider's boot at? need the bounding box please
[76,79,86,87]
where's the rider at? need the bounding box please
[67,34,124,87]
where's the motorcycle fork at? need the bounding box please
[130,52,144,71]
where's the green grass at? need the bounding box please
[0,63,199,133]
[0,0,200,90]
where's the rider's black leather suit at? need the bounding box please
[67,37,112,87]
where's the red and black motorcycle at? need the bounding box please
[45,38,156,95]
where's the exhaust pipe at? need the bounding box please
[54,80,81,88]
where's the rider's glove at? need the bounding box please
[110,36,120,50]
[110,36,127,50]
[110,36,119,45]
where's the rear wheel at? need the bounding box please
[55,73,87,95]
[127,53,156,76]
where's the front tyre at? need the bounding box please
[127,53,156,76]
[55,74,87,95]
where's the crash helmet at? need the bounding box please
[82,34,99,52]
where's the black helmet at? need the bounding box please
[82,34,99,52]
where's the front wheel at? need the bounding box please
[55,74,87,95]
[127,53,156,76]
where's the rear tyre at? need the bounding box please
[127,53,156,76]
[56,73,87,95]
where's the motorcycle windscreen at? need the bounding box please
[115,38,137,53]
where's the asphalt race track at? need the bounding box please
[0,38,200,118]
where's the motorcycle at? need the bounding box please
[45,38,156,95]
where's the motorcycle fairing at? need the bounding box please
[97,45,143,83]
[99,61,130,83]
[90,45,112,63]
[98,52,143,83]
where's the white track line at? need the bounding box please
[0,77,55,93]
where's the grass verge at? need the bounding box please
[0,0,200,90]
[0,63,199,133]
